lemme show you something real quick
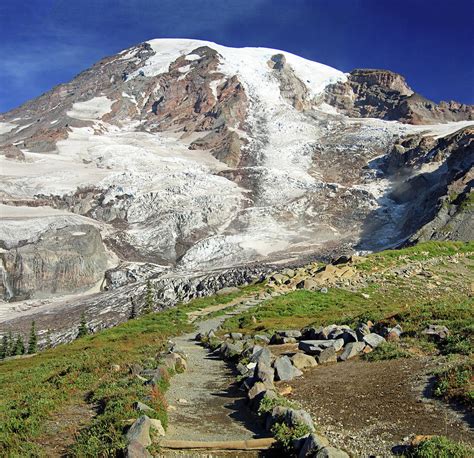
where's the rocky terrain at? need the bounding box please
[0,38,472,341]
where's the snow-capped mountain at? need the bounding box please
[0,39,472,332]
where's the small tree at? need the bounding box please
[7,331,13,357]
[129,297,137,319]
[45,329,52,349]
[27,321,38,354]
[77,312,89,338]
[0,335,8,359]
[13,335,25,356]
[143,281,154,314]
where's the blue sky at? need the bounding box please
[1,0,473,113]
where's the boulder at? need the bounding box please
[299,339,343,355]
[126,415,152,447]
[316,446,350,457]
[291,353,318,370]
[250,347,272,366]
[144,367,168,387]
[422,325,449,341]
[340,329,358,344]
[355,323,371,340]
[220,341,244,359]
[386,324,403,342]
[133,401,154,413]
[149,418,165,436]
[256,361,275,386]
[363,333,386,348]
[254,334,270,344]
[125,440,152,458]
[247,381,268,406]
[230,332,243,340]
[276,330,302,338]
[161,352,187,372]
[274,356,303,381]
[296,278,322,290]
[266,405,291,431]
[271,273,289,285]
[316,347,337,364]
[285,408,315,432]
[339,342,366,361]
[299,433,330,458]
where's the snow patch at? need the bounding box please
[67,96,114,121]
[0,122,17,135]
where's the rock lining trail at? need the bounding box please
[163,296,270,450]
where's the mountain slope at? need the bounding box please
[0,38,472,319]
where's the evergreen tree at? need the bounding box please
[45,329,52,349]
[13,335,25,356]
[77,312,89,338]
[143,281,154,314]
[7,331,13,357]
[27,321,38,354]
[129,297,137,319]
[0,335,8,359]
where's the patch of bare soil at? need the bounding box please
[34,398,97,457]
[286,357,473,457]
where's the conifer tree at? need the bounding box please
[13,335,25,356]
[143,281,154,314]
[27,321,38,354]
[129,297,137,319]
[45,329,52,349]
[0,335,8,359]
[77,312,89,338]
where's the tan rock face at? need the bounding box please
[322,69,474,124]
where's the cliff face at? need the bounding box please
[0,224,109,300]
[323,69,474,124]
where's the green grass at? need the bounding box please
[433,359,473,408]
[0,285,258,457]
[363,342,412,361]
[407,436,474,458]
[221,242,474,357]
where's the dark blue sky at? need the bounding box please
[1,0,473,113]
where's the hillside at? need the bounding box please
[0,241,472,456]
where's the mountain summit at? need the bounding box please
[0,39,472,321]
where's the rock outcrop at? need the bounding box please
[322,69,473,124]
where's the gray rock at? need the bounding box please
[126,415,152,447]
[363,333,386,348]
[340,329,358,344]
[274,355,303,381]
[125,440,152,458]
[254,334,270,344]
[316,446,350,457]
[316,347,337,364]
[285,408,315,431]
[299,433,330,457]
[133,401,154,413]
[276,329,302,338]
[266,405,291,431]
[144,367,167,387]
[220,341,244,359]
[256,361,275,385]
[216,286,240,295]
[250,346,272,366]
[291,352,318,370]
[230,332,243,340]
[299,339,343,355]
[356,323,371,340]
[339,341,366,361]
[422,324,450,340]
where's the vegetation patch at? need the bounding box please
[433,360,473,408]
[0,286,255,456]
[407,435,474,458]
[363,342,411,361]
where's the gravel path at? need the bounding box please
[164,299,267,443]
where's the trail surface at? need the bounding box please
[164,297,267,445]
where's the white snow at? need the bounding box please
[66,96,114,121]
[0,121,17,135]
